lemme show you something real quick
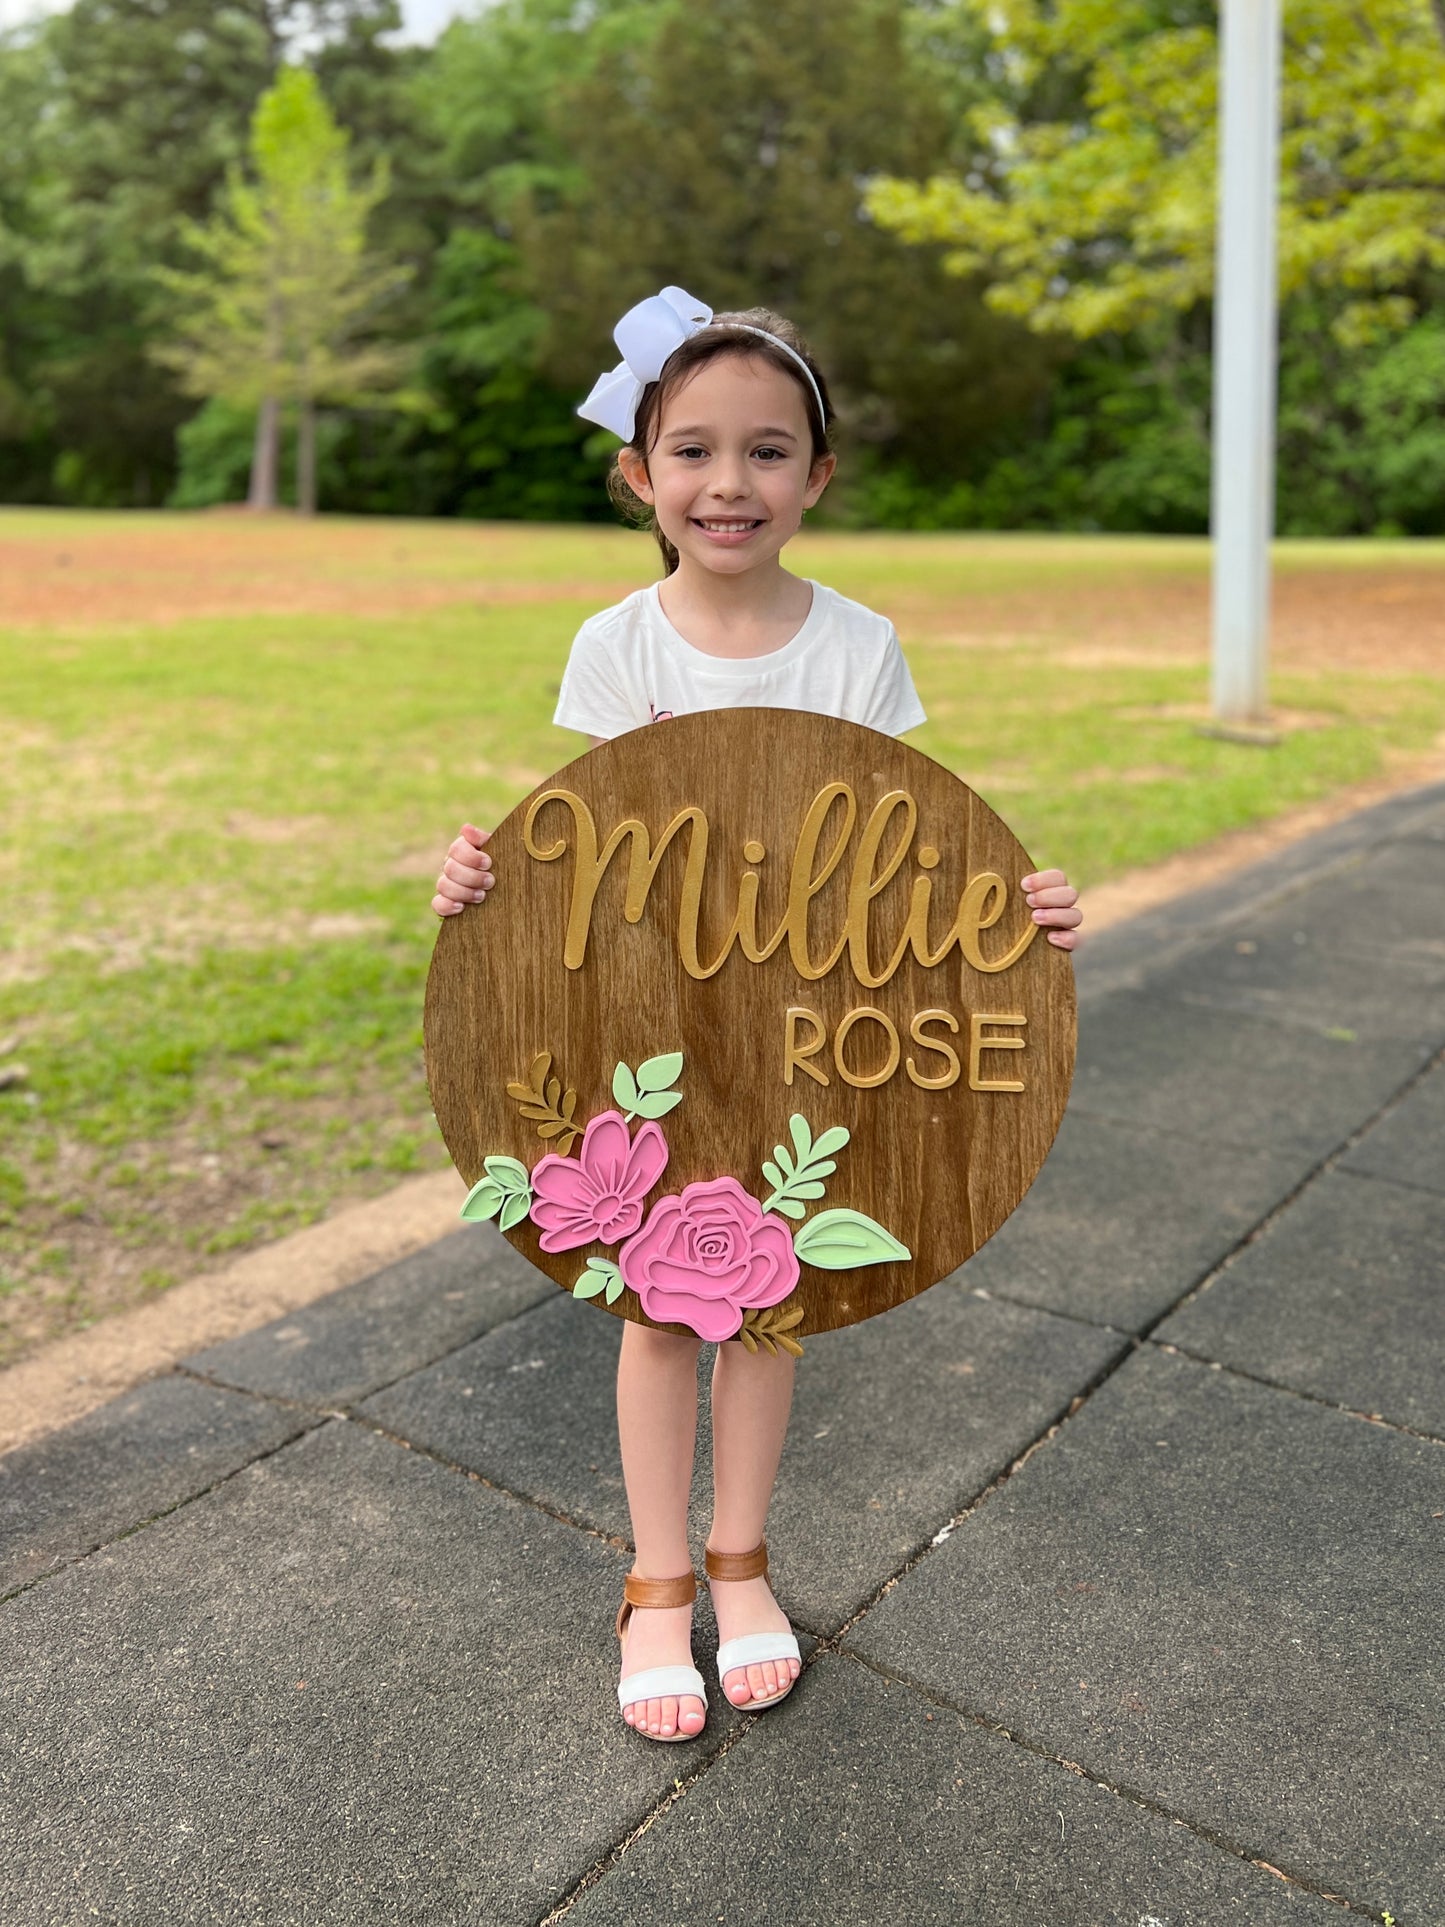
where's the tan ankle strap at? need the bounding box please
[615,1567,697,1645]
[704,1539,768,1582]
[622,1569,697,1611]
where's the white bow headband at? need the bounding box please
[576,285,826,441]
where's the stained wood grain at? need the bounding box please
[424,710,1075,1339]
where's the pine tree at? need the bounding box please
[154,66,411,510]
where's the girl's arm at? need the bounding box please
[430,739,607,919]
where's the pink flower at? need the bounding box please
[618,1177,799,1343]
[529,1111,669,1252]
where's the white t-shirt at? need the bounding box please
[552,578,927,740]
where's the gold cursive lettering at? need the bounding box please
[526,783,1039,987]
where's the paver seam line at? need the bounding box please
[827,1647,1370,1921]
[1139,1036,1445,1339]
[1078,844,1445,1017]
[169,1363,640,1554]
[534,1632,1370,1927]
[1144,1339,1445,1449]
[1080,789,1445,995]
[962,1284,1445,1451]
[1061,1100,1322,1157]
[0,1408,330,1609]
[534,1707,785,1927]
[0,1369,635,1611]
[338,1405,636,1554]
[179,1271,567,1409]
[536,1015,1445,1916]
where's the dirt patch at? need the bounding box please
[907,570,1445,676]
[0,516,637,628]
[2,518,1441,675]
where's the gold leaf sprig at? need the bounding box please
[506,1051,580,1154]
[737,1301,805,1358]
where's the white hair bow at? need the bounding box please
[576,286,714,440]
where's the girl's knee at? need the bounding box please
[622,1319,703,1363]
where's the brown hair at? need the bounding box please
[605,307,835,575]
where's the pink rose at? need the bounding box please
[529,1111,668,1252]
[618,1177,799,1342]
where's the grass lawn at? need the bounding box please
[3,511,1443,1367]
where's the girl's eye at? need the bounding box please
[753,446,786,461]
[677,445,708,460]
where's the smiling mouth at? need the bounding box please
[691,518,764,532]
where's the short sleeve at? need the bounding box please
[864,627,928,736]
[552,619,645,741]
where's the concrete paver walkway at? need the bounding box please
[3,782,1443,1926]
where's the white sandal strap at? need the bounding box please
[618,1664,708,1712]
[716,1631,800,1678]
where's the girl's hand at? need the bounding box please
[433,824,494,918]
[1022,869,1083,950]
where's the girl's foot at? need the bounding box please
[618,1601,706,1739]
[709,1573,801,1706]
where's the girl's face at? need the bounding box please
[618,353,836,577]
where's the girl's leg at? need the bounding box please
[707,1339,801,1706]
[615,1318,706,1737]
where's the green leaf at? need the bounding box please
[774,1197,807,1220]
[605,1275,625,1305]
[772,1144,796,1178]
[788,1114,813,1164]
[633,1089,683,1120]
[459,1178,504,1223]
[498,1189,531,1232]
[790,1180,827,1200]
[636,1050,684,1093]
[801,1158,837,1182]
[761,1160,785,1192]
[812,1125,851,1160]
[586,1257,620,1278]
[484,1155,531,1196]
[793,1209,911,1270]
[612,1061,640,1112]
[572,1271,608,1299]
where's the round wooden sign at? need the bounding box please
[424,710,1075,1354]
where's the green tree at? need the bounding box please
[866,0,1445,347]
[155,65,411,511]
[512,0,1054,508]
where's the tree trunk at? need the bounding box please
[248,396,279,510]
[297,397,316,516]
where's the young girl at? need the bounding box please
[432,287,1083,1743]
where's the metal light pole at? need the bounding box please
[1208,0,1283,736]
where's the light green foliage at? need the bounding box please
[868,0,1445,346]
[460,1156,533,1229]
[792,1209,911,1268]
[573,1256,624,1303]
[613,1054,685,1122]
[154,67,412,415]
[761,1116,850,1219]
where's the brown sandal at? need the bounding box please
[615,1568,708,1740]
[704,1538,801,1710]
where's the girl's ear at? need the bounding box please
[803,450,837,509]
[616,445,655,504]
